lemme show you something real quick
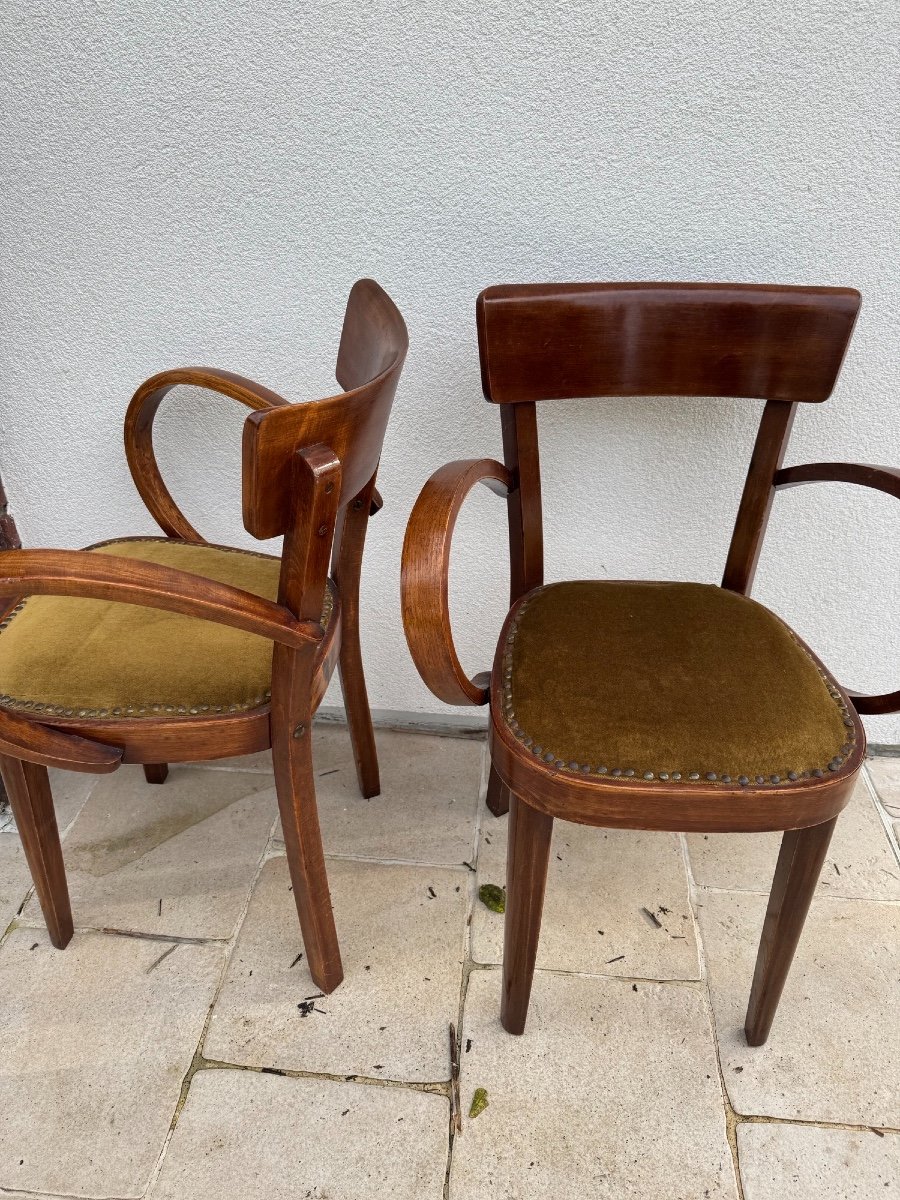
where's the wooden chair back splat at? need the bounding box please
[0,279,408,997]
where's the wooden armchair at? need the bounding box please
[0,278,407,995]
[402,281,896,1039]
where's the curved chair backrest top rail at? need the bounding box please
[243,279,408,540]
[477,282,860,406]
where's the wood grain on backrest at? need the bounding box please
[242,279,408,539]
[477,282,861,405]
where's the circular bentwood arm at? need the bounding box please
[124,367,291,541]
[774,461,900,714]
[401,458,513,706]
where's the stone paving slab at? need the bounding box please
[148,1067,448,1199]
[0,768,97,838]
[273,727,483,865]
[697,890,900,1126]
[472,809,700,979]
[866,758,900,819]
[0,838,33,937]
[22,767,277,940]
[0,928,222,1198]
[450,968,737,1199]
[205,855,468,1082]
[737,1121,900,1198]
[686,778,900,900]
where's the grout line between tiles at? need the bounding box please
[0,1188,132,1200]
[695,882,900,906]
[442,740,492,1199]
[861,765,900,868]
[681,833,745,1197]
[732,1111,900,1135]
[140,785,287,1198]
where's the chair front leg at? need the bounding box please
[501,790,553,1034]
[0,754,73,948]
[271,645,343,994]
[744,816,837,1046]
[143,763,169,784]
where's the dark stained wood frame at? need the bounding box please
[401,280,885,1041]
[0,279,408,995]
[0,472,22,814]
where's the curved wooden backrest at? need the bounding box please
[477,282,861,405]
[242,279,408,539]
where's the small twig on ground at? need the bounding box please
[145,944,178,974]
[449,1022,461,1134]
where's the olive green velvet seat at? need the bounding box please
[500,580,853,786]
[0,538,334,720]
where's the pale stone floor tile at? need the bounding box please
[472,805,700,979]
[737,1121,900,1198]
[205,855,468,1082]
[0,768,97,839]
[20,766,278,940]
[185,748,275,773]
[687,778,900,900]
[866,757,900,819]
[0,838,33,936]
[450,969,737,1199]
[697,891,900,1126]
[0,928,222,1198]
[272,727,483,865]
[148,1067,448,1199]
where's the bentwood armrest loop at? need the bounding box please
[0,549,322,651]
[401,458,514,706]
[124,367,291,542]
[774,461,900,714]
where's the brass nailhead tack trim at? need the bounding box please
[498,586,858,787]
[0,540,335,719]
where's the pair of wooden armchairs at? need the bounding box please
[1,278,894,1046]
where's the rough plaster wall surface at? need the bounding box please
[2,2,899,739]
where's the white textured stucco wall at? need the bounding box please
[2,2,899,740]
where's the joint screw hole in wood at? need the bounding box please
[0,279,408,997]
[401,280,900,1042]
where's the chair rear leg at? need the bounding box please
[486,763,510,817]
[272,717,343,994]
[334,485,381,799]
[338,611,380,799]
[501,791,553,1034]
[744,816,837,1046]
[143,763,169,784]
[0,754,73,948]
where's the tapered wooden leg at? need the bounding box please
[744,816,837,1046]
[272,715,343,994]
[501,793,554,1034]
[334,482,381,799]
[0,754,73,948]
[338,613,380,800]
[486,763,510,817]
[143,763,169,785]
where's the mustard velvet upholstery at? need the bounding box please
[0,538,333,719]
[502,581,853,783]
